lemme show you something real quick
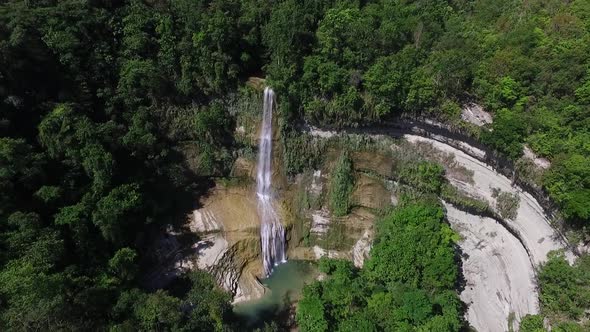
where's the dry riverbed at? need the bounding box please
[308,127,572,330]
[445,203,538,332]
[404,134,572,266]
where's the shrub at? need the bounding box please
[519,314,546,332]
[495,191,520,220]
[441,184,491,215]
[399,161,445,194]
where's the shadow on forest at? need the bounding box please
[138,145,219,291]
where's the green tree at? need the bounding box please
[365,203,457,291]
[399,161,445,194]
[182,271,233,332]
[117,59,160,107]
[108,248,138,284]
[538,252,590,319]
[338,311,377,332]
[553,321,585,332]
[364,56,405,117]
[134,290,182,331]
[481,108,527,159]
[316,6,374,67]
[0,261,69,330]
[92,184,141,243]
[544,154,590,221]
[297,283,329,332]
[298,201,462,331]
[0,138,43,215]
[329,151,355,217]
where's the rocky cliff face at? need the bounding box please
[186,101,300,303]
[189,185,265,303]
[187,136,395,303]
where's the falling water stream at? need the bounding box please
[257,87,286,276]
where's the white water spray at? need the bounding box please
[257,87,286,276]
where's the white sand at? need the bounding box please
[445,203,538,331]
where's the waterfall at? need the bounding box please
[257,87,286,277]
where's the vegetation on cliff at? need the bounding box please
[296,202,462,331]
[328,151,355,217]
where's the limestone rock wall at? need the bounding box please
[190,187,266,303]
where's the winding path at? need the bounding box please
[308,123,573,330]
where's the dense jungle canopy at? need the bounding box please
[1,0,590,331]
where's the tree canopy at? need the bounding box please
[0,0,248,329]
[297,202,463,331]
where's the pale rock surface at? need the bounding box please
[461,103,493,126]
[194,233,228,270]
[191,208,222,233]
[312,245,347,260]
[523,145,551,169]
[445,203,538,332]
[312,229,373,268]
[405,134,571,266]
[310,210,331,235]
[309,126,336,138]
[352,230,372,268]
[305,125,572,332]
[189,187,266,303]
[310,170,323,196]
[307,127,570,264]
